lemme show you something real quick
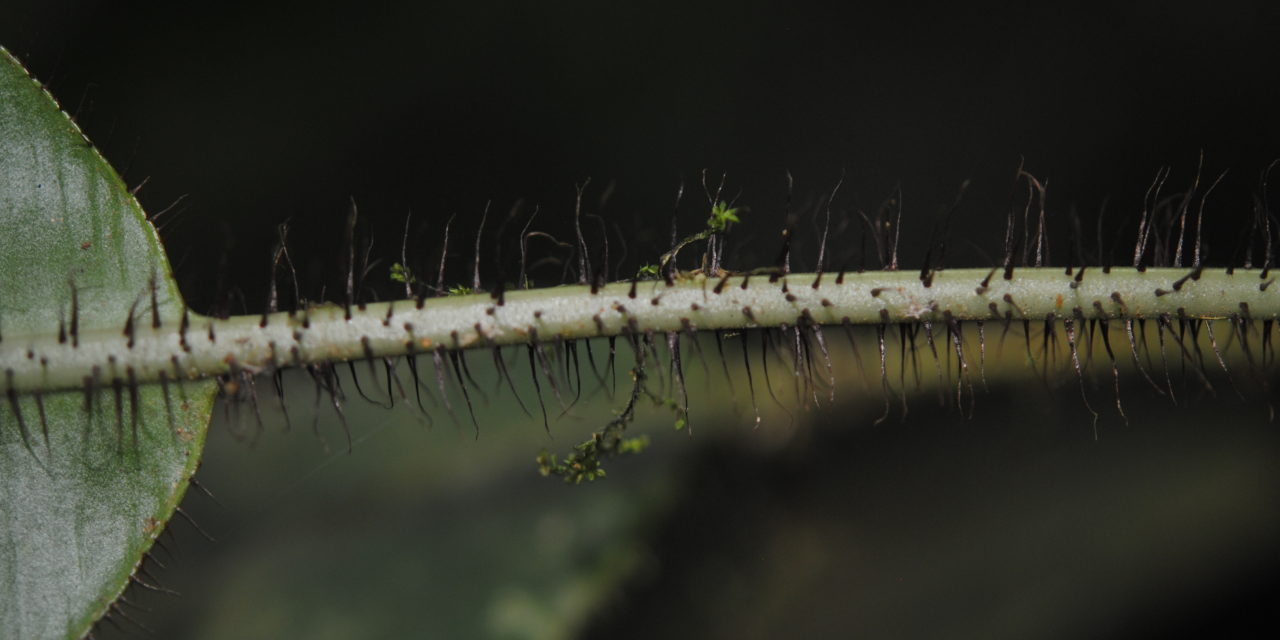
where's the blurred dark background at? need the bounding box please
[6,1,1279,311]
[3,2,1279,638]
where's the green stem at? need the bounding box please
[3,267,1276,395]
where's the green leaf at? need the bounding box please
[0,48,217,639]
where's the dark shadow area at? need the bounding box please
[4,2,1278,312]
[585,387,1280,639]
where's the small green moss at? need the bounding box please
[389,262,417,285]
[707,200,740,232]
[617,435,650,455]
[538,369,651,484]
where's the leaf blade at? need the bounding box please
[0,47,217,640]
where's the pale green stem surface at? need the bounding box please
[4,267,1275,395]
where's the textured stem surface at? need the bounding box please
[3,267,1276,395]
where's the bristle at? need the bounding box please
[1154,318,1179,401]
[712,330,737,401]
[243,372,266,441]
[1119,316,1164,397]
[113,600,157,634]
[814,172,842,280]
[127,572,179,597]
[658,181,684,280]
[96,612,127,635]
[857,212,881,271]
[1040,315,1059,377]
[143,541,170,569]
[447,351,480,439]
[573,181,592,286]
[795,325,818,406]
[346,360,388,409]
[873,323,891,425]
[564,339,584,409]
[428,349,457,424]
[944,314,973,414]
[106,598,152,633]
[708,172,734,273]
[887,186,904,270]
[900,323,920,393]
[680,319,711,387]
[5,370,36,453]
[837,320,865,390]
[174,506,216,543]
[523,344,551,434]
[307,364,348,453]
[758,330,794,424]
[793,325,824,404]
[126,367,141,447]
[1188,317,1213,385]
[1080,315,1098,372]
[436,213,456,295]
[110,374,124,450]
[738,330,761,427]
[517,206,539,290]
[491,347,531,419]
[809,321,836,403]
[467,202,488,293]
[1063,316,1099,436]
[491,200,520,290]
[972,318,993,389]
[920,319,946,406]
[641,330,665,393]
[123,295,139,349]
[581,338,610,399]
[1134,166,1170,271]
[781,325,807,406]
[183,478,221,512]
[343,199,358,320]
[606,336,619,398]
[528,332,566,410]
[1203,320,1244,400]
[32,391,49,448]
[667,332,689,432]
[1067,206,1086,272]
[591,214,611,284]
[69,278,80,347]
[115,594,154,617]
[1263,319,1275,367]
[403,355,437,425]
[269,367,293,431]
[1230,311,1269,398]
[304,366,329,449]
[1016,169,1049,267]
[1165,314,1215,395]
[262,234,286,326]
[453,346,490,405]
[149,275,162,329]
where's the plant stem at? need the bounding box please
[3,267,1276,395]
